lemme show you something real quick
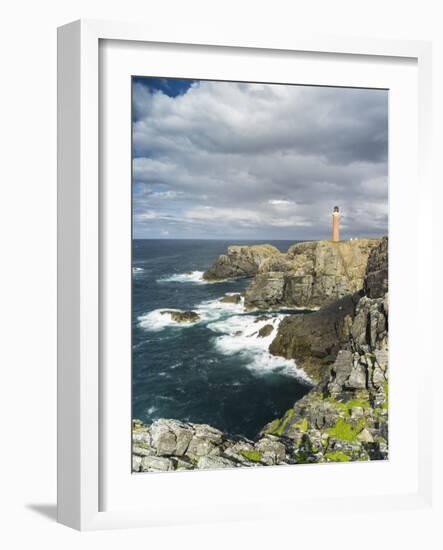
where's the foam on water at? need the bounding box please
[157,271,206,284]
[138,294,245,333]
[138,293,312,384]
[158,270,233,284]
[138,309,200,331]
[195,295,245,320]
[132,266,144,274]
[208,313,313,383]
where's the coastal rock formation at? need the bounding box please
[203,244,281,281]
[364,236,388,298]
[133,237,389,472]
[245,239,379,309]
[269,292,361,382]
[220,293,242,304]
[261,347,389,463]
[133,341,388,471]
[160,310,200,323]
[132,418,291,471]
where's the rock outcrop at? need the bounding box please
[245,239,379,309]
[203,244,281,281]
[269,237,388,382]
[133,237,389,472]
[364,236,388,298]
[220,293,242,304]
[160,310,200,323]
[132,418,292,471]
[269,292,361,382]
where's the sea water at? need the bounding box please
[132,239,312,439]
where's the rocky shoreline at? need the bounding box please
[133,237,389,472]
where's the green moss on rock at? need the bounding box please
[326,417,366,442]
[325,451,352,462]
[240,450,263,462]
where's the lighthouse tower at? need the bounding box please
[332,206,340,242]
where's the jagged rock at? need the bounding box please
[269,292,361,382]
[133,445,155,457]
[186,438,214,460]
[351,407,365,420]
[133,455,142,472]
[364,236,388,298]
[197,456,238,470]
[203,244,281,280]
[372,366,386,388]
[140,456,174,472]
[245,272,285,309]
[258,324,274,338]
[245,239,379,309]
[160,310,200,324]
[132,237,389,473]
[345,363,367,389]
[350,295,388,352]
[150,420,177,456]
[220,293,242,304]
[357,428,375,443]
[256,436,286,465]
[328,350,354,395]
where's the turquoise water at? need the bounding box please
[132,239,312,439]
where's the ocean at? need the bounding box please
[132,239,313,440]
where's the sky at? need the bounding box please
[132,77,388,240]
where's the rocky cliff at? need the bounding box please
[203,239,379,308]
[269,237,388,382]
[245,239,379,309]
[133,237,389,472]
[203,244,281,281]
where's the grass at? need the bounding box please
[382,380,389,410]
[240,450,263,462]
[324,451,351,462]
[269,408,295,436]
[298,417,309,433]
[326,417,366,442]
[327,397,370,414]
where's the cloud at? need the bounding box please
[268,200,294,206]
[132,79,388,239]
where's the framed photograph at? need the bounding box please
[57,20,433,530]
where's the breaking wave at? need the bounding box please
[208,313,312,383]
[138,309,200,331]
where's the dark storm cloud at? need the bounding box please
[132,79,388,240]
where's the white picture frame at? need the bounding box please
[57,19,433,531]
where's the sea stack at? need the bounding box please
[332,206,340,241]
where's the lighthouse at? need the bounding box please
[332,206,340,242]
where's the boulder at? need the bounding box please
[258,324,274,338]
[160,310,200,323]
[140,456,174,472]
[345,363,367,390]
[197,456,238,470]
[220,293,242,304]
[150,420,177,456]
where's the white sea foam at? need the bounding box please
[158,270,232,284]
[195,295,245,321]
[157,271,206,284]
[138,309,200,331]
[138,295,245,332]
[132,266,144,274]
[208,313,313,383]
